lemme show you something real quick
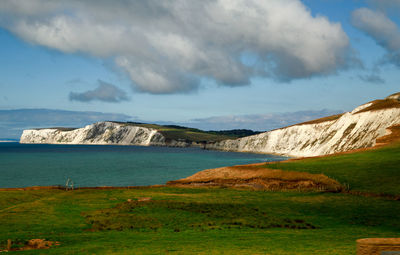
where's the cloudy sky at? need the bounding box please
[0,0,400,138]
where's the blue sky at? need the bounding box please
[0,0,399,138]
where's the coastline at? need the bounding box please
[3,124,399,191]
[0,185,166,191]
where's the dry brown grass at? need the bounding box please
[375,124,400,146]
[167,164,343,192]
[1,239,60,252]
[265,114,342,133]
[354,99,400,114]
[267,97,399,132]
[295,113,344,125]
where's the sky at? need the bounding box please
[0,0,400,138]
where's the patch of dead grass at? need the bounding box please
[376,125,400,146]
[167,165,343,192]
[1,239,60,252]
[353,99,400,114]
[295,113,344,125]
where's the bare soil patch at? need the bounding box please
[1,239,60,252]
[375,124,400,146]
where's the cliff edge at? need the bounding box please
[206,93,400,157]
[20,122,167,146]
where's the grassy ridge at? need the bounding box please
[118,122,260,142]
[39,121,261,143]
[262,142,400,195]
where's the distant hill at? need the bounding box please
[93,121,261,142]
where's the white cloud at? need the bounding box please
[352,8,400,51]
[69,80,129,103]
[352,7,400,67]
[0,0,351,94]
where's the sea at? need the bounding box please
[0,142,287,188]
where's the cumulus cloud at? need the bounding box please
[0,109,133,139]
[352,7,400,67]
[168,109,342,131]
[0,0,351,94]
[69,80,129,103]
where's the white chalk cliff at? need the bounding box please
[20,122,167,146]
[20,121,205,147]
[20,93,400,157]
[208,93,400,157]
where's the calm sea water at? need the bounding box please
[0,143,287,188]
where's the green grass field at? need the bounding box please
[1,143,399,254]
[263,142,400,196]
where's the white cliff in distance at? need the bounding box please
[208,93,400,157]
[20,122,166,146]
[20,93,400,157]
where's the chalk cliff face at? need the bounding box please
[20,121,209,147]
[20,122,167,146]
[20,93,400,157]
[207,97,400,157]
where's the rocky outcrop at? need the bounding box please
[205,96,400,157]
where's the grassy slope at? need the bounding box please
[119,122,260,142]
[263,142,400,196]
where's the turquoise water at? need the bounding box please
[0,143,287,188]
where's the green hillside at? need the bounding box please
[117,122,261,142]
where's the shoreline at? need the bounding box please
[17,141,293,158]
[2,124,399,192]
[0,184,166,191]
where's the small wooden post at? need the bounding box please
[7,239,11,250]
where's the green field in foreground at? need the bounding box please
[1,187,400,254]
[1,143,399,254]
[263,142,400,196]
